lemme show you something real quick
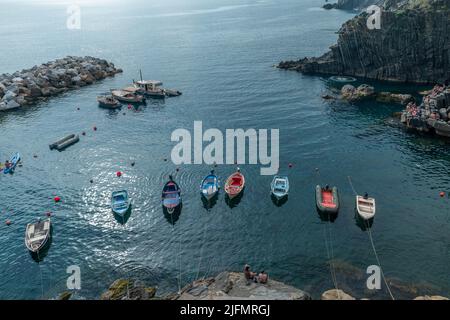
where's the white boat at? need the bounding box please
[111,190,131,217]
[25,219,51,253]
[271,175,289,200]
[133,80,165,99]
[111,89,145,103]
[356,195,376,220]
[200,170,219,201]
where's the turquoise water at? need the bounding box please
[0,0,449,299]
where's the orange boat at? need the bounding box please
[224,170,245,199]
[315,185,340,214]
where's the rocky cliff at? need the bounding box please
[281,0,450,84]
[0,56,122,111]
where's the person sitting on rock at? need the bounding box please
[244,265,257,282]
[257,271,268,284]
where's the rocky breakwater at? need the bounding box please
[0,56,122,111]
[279,0,450,84]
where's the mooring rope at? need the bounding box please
[347,176,395,300]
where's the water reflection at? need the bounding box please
[271,194,288,207]
[113,204,132,225]
[163,204,182,226]
[225,189,244,209]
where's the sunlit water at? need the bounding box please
[0,0,449,299]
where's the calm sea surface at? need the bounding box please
[0,0,449,299]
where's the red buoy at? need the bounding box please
[54,196,61,203]
[5,220,11,226]
[440,192,445,197]
[116,171,122,177]
[128,104,132,109]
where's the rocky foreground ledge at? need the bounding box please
[55,271,449,300]
[0,56,122,111]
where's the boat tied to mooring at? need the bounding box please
[162,175,182,214]
[315,185,340,214]
[224,169,245,199]
[356,194,376,220]
[271,175,289,200]
[200,170,219,200]
[25,218,51,253]
[111,190,131,217]
[97,95,121,109]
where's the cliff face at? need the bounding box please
[282,0,450,84]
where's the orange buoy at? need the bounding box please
[5,220,11,226]
[54,196,61,203]
[116,171,122,177]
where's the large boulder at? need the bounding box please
[29,86,42,97]
[174,271,311,300]
[321,289,356,300]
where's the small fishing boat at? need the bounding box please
[315,185,340,214]
[224,169,245,199]
[133,80,165,99]
[3,152,20,174]
[25,218,51,253]
[162,176,182,214]
[271,175,289,200]
[97,95,121,109]
[200,170,219,201]
[356,194,376,220]
[111,90,145,104]
[111,190,131,217]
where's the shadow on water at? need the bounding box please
[29,227,53,263]
[201,193,219,210]
[163,203,182,226]
[354,210,374,231]
[113,204,132,225]
[271,194,288,207]
[316,208,339,223]
[225,188,245,209]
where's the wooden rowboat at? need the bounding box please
[97,95,121,109]
[224,169,245,199]
[200,170,219,201]
[356,195,376,220]
[25,218,51,253]
[111,90,145,104]
[162,176,182,214]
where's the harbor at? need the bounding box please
[0,0,448,300]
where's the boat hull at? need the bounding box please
[315,185,340,214]
[224,172,245,199]
[3,153,20,174]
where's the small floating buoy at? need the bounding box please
[440,191,445,197]
[131,162,135,167]
[93,126,97,131]
[128,104,132,109]
[176,167,180,172]
[33,154,38,158]
[77,107,80,111]
[82,131,86,136]
[288,163,293,168]
[90,179,93,183]
[116,171,122,177]
[46,212,52,217]
[5,220,11,226]
[54,196,61,203]
[163,158,167,162]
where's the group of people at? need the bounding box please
[244,265,268,284]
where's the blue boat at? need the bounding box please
[111,190,131,217]
[200,170,219,201]
[3,152,20,174]
[271,175,289,200]
[162,175,182,214]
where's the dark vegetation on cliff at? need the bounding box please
[282,0,450,84]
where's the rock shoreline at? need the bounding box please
[0,56,122,111]
[279,0,450,84]
[90,271,449,300]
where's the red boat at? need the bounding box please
[315,185,340,214]
[224,170,245,199]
